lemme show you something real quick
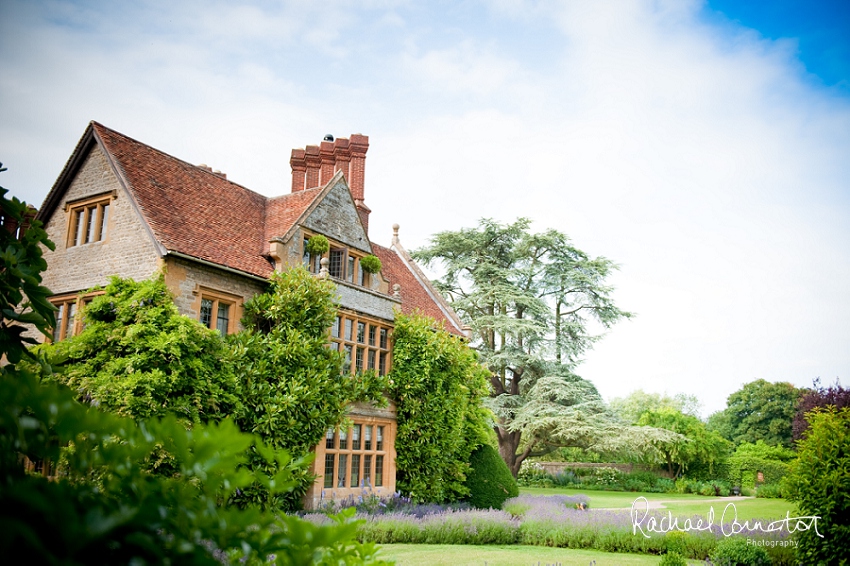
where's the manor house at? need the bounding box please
[35,122,465,507]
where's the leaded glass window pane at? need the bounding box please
[200,298,213,328]
[352,425,361,450]
[375,455,384,487]
[99,203,109,240]
[337,454,347,487]
[350,454,360,487]
[85,206,96,243]
[216,302,230,333]
[347,256,355,282]
[329,249,344,278]
[53,303,65,342]
[324,454,335,488]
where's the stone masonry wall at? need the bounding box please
[41,145,163,296]
[302,180,371,254]
[164,256,267,332]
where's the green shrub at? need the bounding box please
[658,551,688,566]
[784,406,850,565]
[359,254,382,274]
[233,268,387,510]
[305,234,330,255]
[710,536,770,565]
[755,483,784,498]
[38,275,241,426]
[389,313,492,503]
[464,444,519,509]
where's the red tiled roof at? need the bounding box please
[264,187,324,247]
[41,121,465,333]
[373,243,466,336]
[92,122,277,278]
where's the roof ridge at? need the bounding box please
[91,121,269,201]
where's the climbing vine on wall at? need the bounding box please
[388,312,492,503]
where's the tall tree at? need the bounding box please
[610,389,702,424]
[413,218,672,475]
[637,407,731,478]
[708,379,802,449]
[793,378,849,441]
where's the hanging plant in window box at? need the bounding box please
[305,234,329,256]
[359,254,382,274]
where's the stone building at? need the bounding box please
[35,121,465,507]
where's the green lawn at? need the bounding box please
[376,544,667,566]
[519,486,796,521]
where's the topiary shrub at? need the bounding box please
[359,254,382,274]
[305,234,329,255]
[464,444,519,509]
[710,537,770,566]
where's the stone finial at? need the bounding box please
[319,257,330,278]
[392,223,400,244]
[462,325,473,340]
[392,283,401,298]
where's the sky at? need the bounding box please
[1,0,848,417]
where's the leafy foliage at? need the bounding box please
[305,234,330,255]
[708,379,802,449]
[0,182,386,565]
[233,268,387,507]
[793,378,850,441]
[709,536,770,566]
[784,406,850,565]
[1,372,387,565]
[39,275,241,425]
[412,218,638,475]
[359,254,382,274]
[658,551,689,566]
[726,440,795,488]
[610,389,701,424]
[637,407,731,478]
[0,177,56,365]
[463,444,519,509]
[388,312,491,503]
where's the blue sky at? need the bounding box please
[1,0,848,416]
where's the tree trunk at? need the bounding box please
[496,425,524,476]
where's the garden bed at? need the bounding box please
[304,492,798,564]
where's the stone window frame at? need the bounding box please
[322,418,394,490]
[49,290,105,342]
[301,231,372,287]
[193,286,242,335]
[329,310,392,376]
[64,191,115,248]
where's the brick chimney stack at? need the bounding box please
[290,133,371,234]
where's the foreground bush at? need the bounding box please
[464,444,519,509]
[709,537,770,566]
[784,406,850,565]
[0,371,387,564]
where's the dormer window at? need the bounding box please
[302,233,375,288]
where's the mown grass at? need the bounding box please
[520,487,711,508]
[376,543,667,565]
[519,486,797,521]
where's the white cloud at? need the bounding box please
[1,0,847,416]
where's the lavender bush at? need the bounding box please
[303,493,797,564]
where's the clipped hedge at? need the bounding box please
[464,444,519,509]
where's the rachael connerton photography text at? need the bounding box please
[629,497,823,539]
